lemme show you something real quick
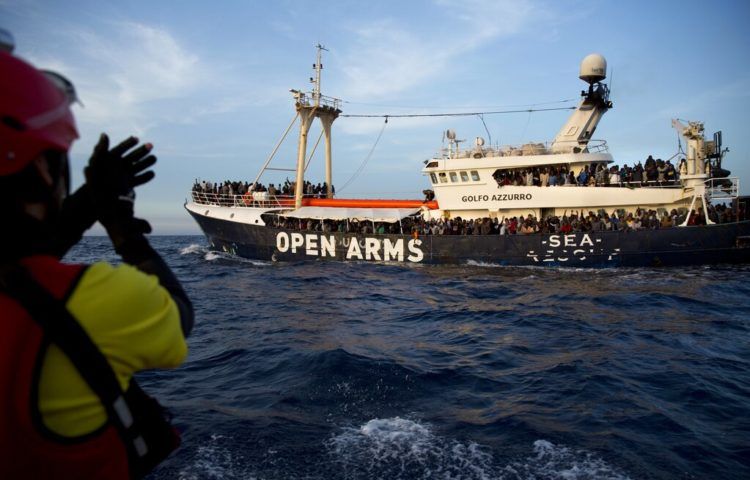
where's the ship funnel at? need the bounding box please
[579,53,607,85]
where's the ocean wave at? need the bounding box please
[503,439,632,480]
[328,417,493,480]
[202,250,270,266]
[327,418,631,480]
[204,251,222,261]
[180,243,206,255]
[177,434,255,480]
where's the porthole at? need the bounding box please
[470,170,480,181]
[449,172,458,183]
[204,210,210,215]
[460,171,469,182]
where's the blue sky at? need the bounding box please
[3,0,749,234]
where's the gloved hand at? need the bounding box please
[84,133,156,233]
[50,136,156,257]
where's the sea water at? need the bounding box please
[65,236,750,479]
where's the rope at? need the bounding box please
[340,106,575,119]
[341,98,578,109]
[338,117,388,193]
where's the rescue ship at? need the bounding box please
[185,47,750,267]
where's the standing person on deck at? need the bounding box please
[0,46,193,479]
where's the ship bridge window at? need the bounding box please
[430,173,437,184]
[470,170,480,181]
[426,161,439,168]
[460,171,469,182]
[449,172,458,182]
[438,172,448,183]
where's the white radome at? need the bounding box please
[579,53,607,84]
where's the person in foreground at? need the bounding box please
[0,49,193,478]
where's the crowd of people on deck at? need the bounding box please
[492,156,691,187]
[192,155,701,204]
[192,178,334,199]
[192,154,742,234]
[267,202,745,236]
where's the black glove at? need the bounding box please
[84,134,157,253]
[84,134,156,228]
[49,136,156,257]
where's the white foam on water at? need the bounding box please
[503,439,632,480]
[204,251,222,261]
[178,434,257,480]
[328,417,493,480]
[181,242,268,266]
[465,260,505,268]
[329,418,632,480]
[200,250,270,266]
[180,243,206,255]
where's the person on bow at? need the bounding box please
[0,47,193,479]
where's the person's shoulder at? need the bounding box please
[68,263,187,371]
[70,262,168,317]
[81,261,159,290]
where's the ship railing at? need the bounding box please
[585,139,609,153]
[440,138,610,158]
[609,180,682,188]
[538,180,682,188]
[705,177,739,200]
[295,91,342,111]
[191,191,321,208]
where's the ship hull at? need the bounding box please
[187,209,750,268]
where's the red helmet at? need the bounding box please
[0,51,79,176]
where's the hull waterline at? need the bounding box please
[187,209,750,268]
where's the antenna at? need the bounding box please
[313,43,328,105]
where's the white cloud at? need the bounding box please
[336,0,540,100]
[22,21,206,145]
[27,21,273,149]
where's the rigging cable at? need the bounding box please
[340,105,575,119]
[476,113,491,146]
[337,116,388,193]
[341,98,578,109]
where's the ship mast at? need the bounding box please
[551,54,613,154]
[291,44,342,209]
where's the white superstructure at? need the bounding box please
[421,54,738,223]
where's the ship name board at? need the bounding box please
[276,232,424,262]
[462,193,533,203]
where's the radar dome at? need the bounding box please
[579,53,607,84]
